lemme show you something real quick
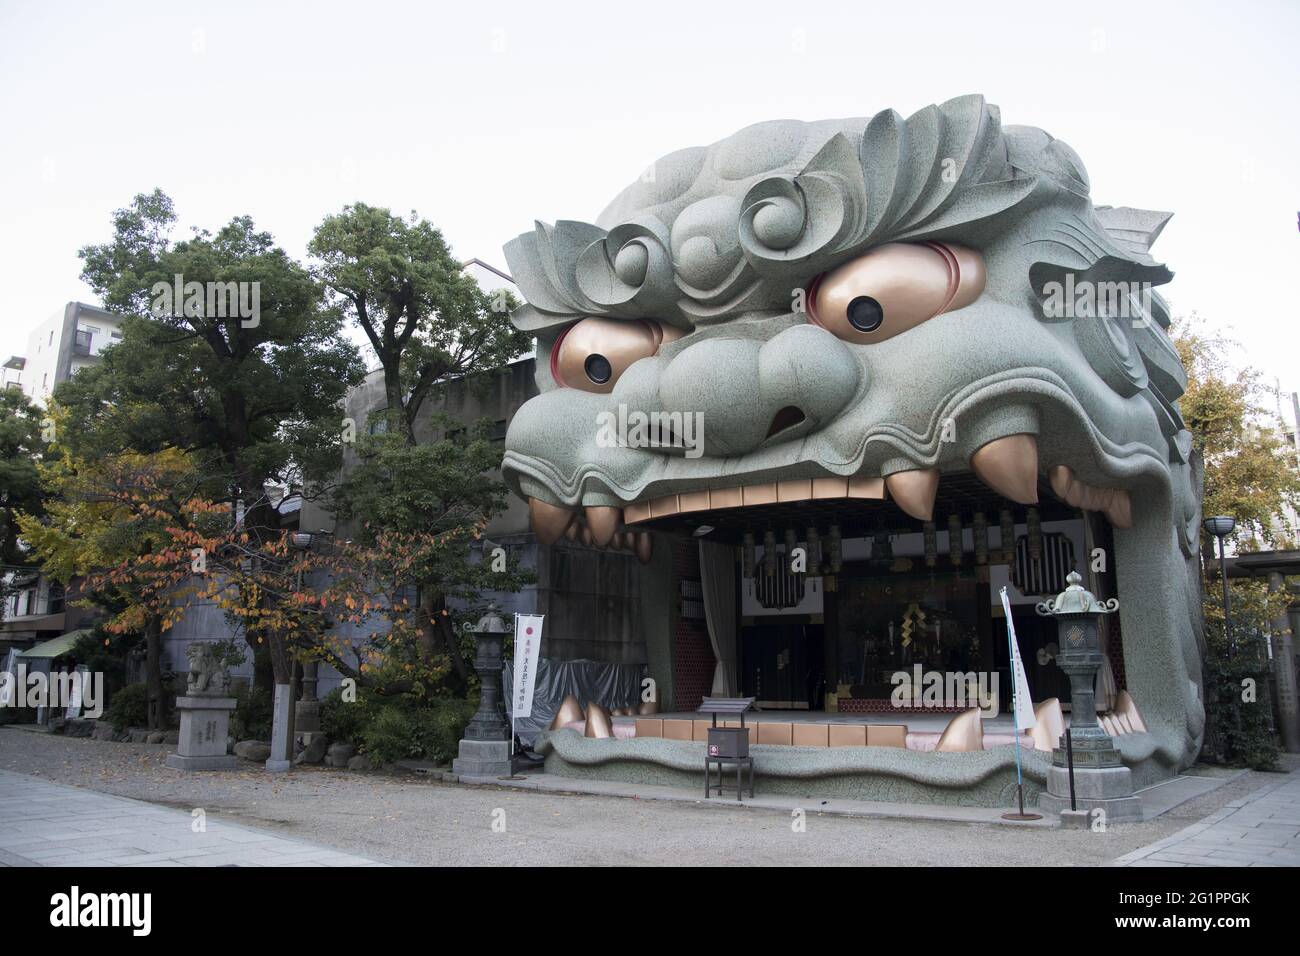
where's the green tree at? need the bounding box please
[61,189,365,685]
[1173,316,1296,768]
[308,203,528,443]
[1174,316,1300,555]
[308,204,532,690]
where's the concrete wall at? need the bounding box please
[295,355,666,687]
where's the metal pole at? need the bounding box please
[1065,727,1077,812]
[1219,536,1233,661]
[510,613,517,766]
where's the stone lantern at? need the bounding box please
[451,605,514,778]
[1035,571,1141,822]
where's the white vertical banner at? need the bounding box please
[65,666,88,719]
[512,614,544,719]
[999,587,1037,732]
[0,649,16,708]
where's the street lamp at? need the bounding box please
[1203,516,1237,660]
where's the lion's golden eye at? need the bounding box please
[807,242,986,344]
[551,317,682,393]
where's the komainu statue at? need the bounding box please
[185,642,232,697]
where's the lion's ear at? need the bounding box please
[1093,206,1172,264]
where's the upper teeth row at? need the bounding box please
[526,435,1133,552]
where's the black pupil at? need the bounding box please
[847,295,884,332]
[585,353,612,384]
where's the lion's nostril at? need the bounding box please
[766,405,806,439]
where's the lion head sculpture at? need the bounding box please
[501,95,1204,777]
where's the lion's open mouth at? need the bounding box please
[519,432,1134,563]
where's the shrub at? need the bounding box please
[229,685,273,741]
[1201,618,1280,771]
[69,627,141,701]
[355,696,475,766]
[320,686,371,745]
[105,683,149,732]
[356,706,423,765]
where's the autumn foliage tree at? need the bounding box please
[19,443,206,728]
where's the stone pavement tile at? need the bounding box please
[1249,824,1298,838]
[211,828,294,845]
[124,861,188,867]
[1128,859,1187,866]
[321,856,385,866]
[97,849,214,865]
[12,849,97,865]
[1206,847,1277,864]
[262,852,361,866]
[0,769,386,868]
[184,852,274,867]
[1116,766,1300,867]
[1148,850,1220,864]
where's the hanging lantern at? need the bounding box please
[923,521,937,568]
[1000,508,1016,568]
[948,514,963,566]
[742,532,756,579]
[1027,507,1043,566]
[973,511,989,565]
[763,530,778,577]
[828,524,842,574]
[805,526,821,574]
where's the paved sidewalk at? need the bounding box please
[0,770,389,867]
[1114,767,1300,867]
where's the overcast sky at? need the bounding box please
[1,0,1297,413]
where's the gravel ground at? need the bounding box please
[0,728,1290,866]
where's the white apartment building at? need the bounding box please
[19,301,122,405]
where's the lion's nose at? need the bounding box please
[656,324,860,457]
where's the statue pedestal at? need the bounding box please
[165,696,237,772]
[1038,764,1143,823]
[452,739,513,777]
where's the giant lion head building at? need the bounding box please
[497,95,1203,806]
